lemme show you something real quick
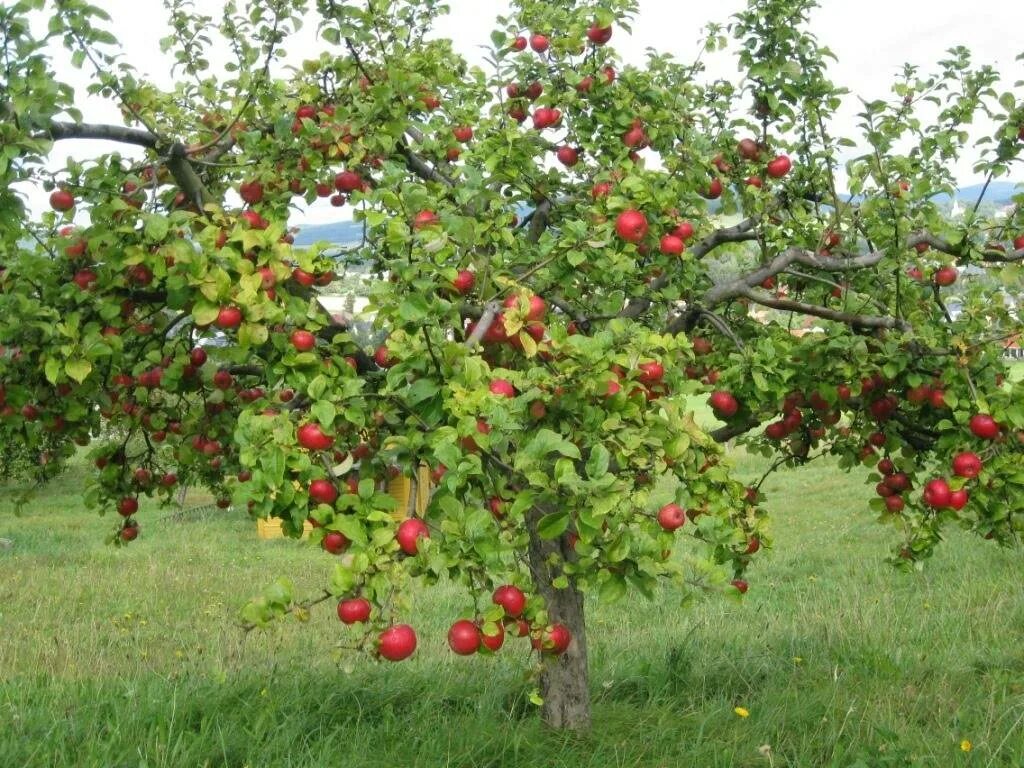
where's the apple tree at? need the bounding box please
[1,0,1023,730]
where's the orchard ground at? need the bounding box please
[1,393,1023,767]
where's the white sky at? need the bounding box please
[24,0,1024,225]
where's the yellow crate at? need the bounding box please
[257,516,314,540]
[387,466,432,519]
[256,468,431,539]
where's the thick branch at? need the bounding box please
[703,247,886,308]
[46,121,158,148]
[739,288,910,331]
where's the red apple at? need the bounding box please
[934,266,957,287]
[659,234,685,255]
[586,23,612,45]
[766,155,792,178]
[922,478,951,508]
[615,209,648,243]
[334,170,362,192]
[238,180,263,204]
[396,518,429,555]
[448,619,481,655]
[951,451,982,479]
[290,329,316,351]
[731,579,749,594]
[215,306,242,329]
[117,497,139,517]
[297,422,334,451]
[657,503,686,531]
[969,414,999,440]
[709,390,739,418]
[378,624,417,661]
[50,189,75,212]
[556,146,579,167]
[493,584,526,617]
[530,33,549,52]
[489,378,516,398]
[309,479,338,505]
[337,597,371,624]
[374,344,396,368]
[413,210,439,229]
[452,270,475,294]
[322,531,350,554]
[672,221,695,241]
[511,36,527,51]
[637,360,664,385]
[479,621,505,651]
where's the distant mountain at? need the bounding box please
[292,220,363,247]
[291,182,1021,245]
[933,181,1019,206]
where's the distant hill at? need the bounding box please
[291,182,1021,245]
[933,181,1019,205]
[292,220,363,247]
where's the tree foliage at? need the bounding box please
[1,0,1023,730]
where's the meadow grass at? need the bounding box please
[1,444,1023,767]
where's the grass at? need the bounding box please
[1,446,1023,767]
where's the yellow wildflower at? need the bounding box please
[734,707,750,718]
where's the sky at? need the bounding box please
[22,0,1024,225]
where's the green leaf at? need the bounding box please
[586,445,610,479]
[65,359,92,383]
[536,511,570,540]
[312,400,336,427]
[143,214,169,241]
[44,357,61,384]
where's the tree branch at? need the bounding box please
[739,287,910,331]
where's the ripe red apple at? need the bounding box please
[737,138,760,160]
[525,81,543,100]
[1013,234,1024,251]
[708,390,739,418]
[290,329,316,351]
[949,488,969,510]
[117,497,139,517]
[374,344,396,368]
[215,306,242,329]
[622,124,647,149]
[766,155,792,178]
[556,146,579,167]
[309,479,338,505]
[378,624,417,661]
[448,619,481,655]
[452,270,475,294]
[731,579,749,594]
[534,623,571,655]
[657,503,686,531]
[530,33,549,52]
[592,181,613,198]
[212,369,233,389]
[511,35,527,51]
[72,269,98,290]
[952,451,982,479]
[396,517,430,555]
[969,414,999,440]
[672,221,695,241]
[240,209,268,229]
[322,531,350,554]
[452,125,473,143]
[292,268,316,287]
[297,422,334,451]
[238,180,263,204]
[489,378,516,398]
[637,360,664,385]
[934,266,957,287]
[413,210,439,229]
[493,584,526,617]
[334,170,362,192]
[884,495,905,513]
[337,597,371,624]
[586,23,612,45]
[615,209,648,243]
[480,621,505,651]
[659,234,684,255]
[703,178,724,199]
[120,524,139,542]
[922,478,952,508]
[745,537,761,555]
[50,189,76,212]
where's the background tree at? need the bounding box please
[1,0,1022,731]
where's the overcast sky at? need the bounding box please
[26,0,1024,225]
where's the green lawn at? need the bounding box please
[1,448,1022,767]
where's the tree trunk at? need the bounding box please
[526,507,591,731]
